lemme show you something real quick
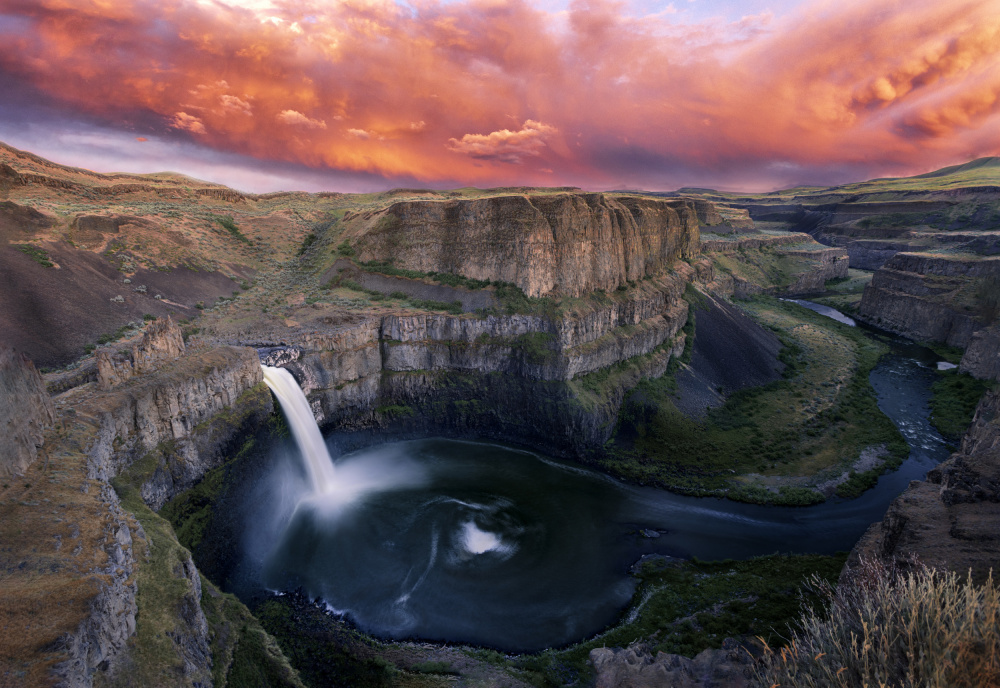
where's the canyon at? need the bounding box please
[1,143,998,687]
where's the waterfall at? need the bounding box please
[262,365,337,494]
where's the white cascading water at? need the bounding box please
[262,365,337,494]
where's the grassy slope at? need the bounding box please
[600,297,907,504]
[929,369,993,442]
[504,553,848,687]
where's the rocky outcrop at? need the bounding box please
[346,193,700,297]
[96,317,185,390]
[961,325,1000,381]
[784,248,849,294]
[87,345,269,508]
[701,233,848,296]
[50,483,139,688]
[697,232,810,254]
[589,642,749,688]
[843,239,918,270]
[856,253,999,347]
[0,346,55,477]
[848,389,1000,585]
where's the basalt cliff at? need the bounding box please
[345,193,700,297]
[3,143,998,688]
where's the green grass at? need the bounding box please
[15,244,54,267]
[512,332,556,364]
[109,451,300,688]
[510,553,848,687]
[252,597,396,688]
[930,369,991,441]
[600,297,907,502]
[213,215,253,245]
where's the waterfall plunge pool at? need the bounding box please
[240,319,950,652]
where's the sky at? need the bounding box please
[0,0,997,193]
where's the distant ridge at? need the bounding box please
[911,157,1000,179]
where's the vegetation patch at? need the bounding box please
[754,559,1000,688]
[252,594,397,688]
[601,297,907,502]
[375,404,415,418]
[213,215,253,245]
[930,369,991,441]
[297,232,318,256]
[509,553,848,687]
[15,243,54,267]
[512,332,557,364]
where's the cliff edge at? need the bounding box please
[0,346,54,477]
[345,193,700,297]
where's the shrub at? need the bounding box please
[336,240,356,257]
[298,232,317,255]
[753,558,1000,688]
[212,215,252,244]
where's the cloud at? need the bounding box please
[0,0,997,190]
[447,120,556,163]
[169,112,206,135]
[277,109,327,129]
[221,94,253,115]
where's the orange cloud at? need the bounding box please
[447,120,557,163]
[277,109,327,129]
[0,0,997,189]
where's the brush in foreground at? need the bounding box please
[752,557,1000,688]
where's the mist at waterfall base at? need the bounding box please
[247,350,950,652]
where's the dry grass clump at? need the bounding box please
[753,558,1000,688]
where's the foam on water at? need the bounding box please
[461,521,504,554]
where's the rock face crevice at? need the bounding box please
[347,193,700,297]
[50,483,138,688]
[0,346,55,477]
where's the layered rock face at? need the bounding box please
[849,389,1000,584]
[0,346,54,477]
[961,324,1000,381]
[88,345,269,507]
[857,253,999,347]
[50,344,269,686]
[255,267,694,455]
[96,317,185,390]
[348,193,700,297]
